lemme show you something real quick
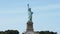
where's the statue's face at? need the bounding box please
[26,32,34,34]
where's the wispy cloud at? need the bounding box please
[32,4,60,10]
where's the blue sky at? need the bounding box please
[0,0,60,34]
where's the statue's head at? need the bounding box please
[28,8,31,11]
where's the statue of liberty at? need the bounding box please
[27,4,33,22]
